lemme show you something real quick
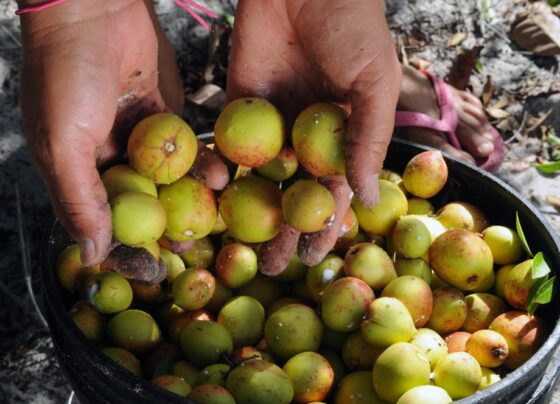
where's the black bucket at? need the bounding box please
[42,138,560,403]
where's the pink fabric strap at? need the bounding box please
[175,0,217,31]
[16,0,70,15]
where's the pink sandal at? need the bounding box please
[394,71,505,173]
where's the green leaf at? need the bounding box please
[532,252,551,279]
[527,274,548,306]
[550,0,560,7]
[532,276,556,304]
[475,60,484,74]
[516,212,534,257]
[536,161,560,174]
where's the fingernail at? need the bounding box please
[478,141,494,155]
[79,237,97,266]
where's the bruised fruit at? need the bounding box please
[402,150,448,198]
[352,180,408,236]
[256,146,298,182]
[433,352,482,399]
[84,271,132,314]
[217,296,265,348]
[283,352,334,403]
[151,375,191,397]
[341,331,383,370]
[282,180,336,233]
[436,202,489,233]
[361,297,417,348]
[226,360,294,404]
[504,259,535,309]
[107,309,161,353]
[392,215,445,259]
[187,384,236,404]
[344,243,396,289]
[195,364,230,387]
[395,258,432,284]
[445,331,472,353]
[466,329,508,368]
[159,176,217,241]
[56,244,99,291]
[215,243,257,288]
[321,277,374,332]
[396,386,452,404]
[292,103,347,177]
[70,300,105,342]
[306,254,345,302]
[111,192,166,247]
[219,176,282,243]
[409,328,448,369]
[489,311,546,369]
[172,268,215,310]
[102,347,141,376]
[427,287,467,334]
[180,320,233,367]
[215,97,285,167]
[429,229,493,291]
[180,237,215,268]
[334,371,387,404]
[101,164,157,200]
[482,225,524,265]
[479,367,501,390]
[128,113,198,184]
[462,293,507,333]
[381,275,433,327]
[373,342,431,402]
[264,304,323,360]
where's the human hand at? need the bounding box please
[227,0,401,270]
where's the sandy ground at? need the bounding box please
[0,0,559,402]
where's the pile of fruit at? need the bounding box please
[56,98,552,404]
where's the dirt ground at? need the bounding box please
[0,0,559,402]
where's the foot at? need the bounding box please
[396,65,495,165]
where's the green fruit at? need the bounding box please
[169,309,213,345]
[482,225,524,265]
[494,264,515,300]
[226,360,294,404]
[381,275,433,327]
[187,384,236,404]
[395,258,432,284]
[256,146,298,182]
[160,248,186,282]
[334,372,387,404]
[268,297,306,315]
[427,287,467,334]
[179,237,215,268]
[402,150,448,198]
[344,243,396,289]
[84,271,132,314]
[407,198,434,215]
[159,176,217,241]
[306,253,345,303]
[282,180,336,233]
[128,113,198,184]
[462,292,507,333]
[283,352,334,403]
[396,386,452,404]
[479,367,501,390]
[107,309,161,353]
[101,347,141,376]
[56,244,100,291]
[373,342,431,402]
[101,164,157,201]
[215,97,285,167]
[465,329,508,368]
[237,274,287,308]
[409,328,448,370]
[436,202,489,233]
[352,180,408,236]
[111,192,166,247]
[217,296,265,348]
[70,300,105,342]
[172,361,199,387]
[180,320,233,367]
[219,176,282,243]
[195,364,230,387]
[433,352,482,399]
[264,304,324,360]
[215,243,257,288]
[341,331,382,370]
[151,375,191,397]
[429,229,494,291]
[172,268,215,310]
[321,277,374,332]
[504,259,535,310]
[292,103,347,177]
[392,215,445,259]
[361,297,417,348]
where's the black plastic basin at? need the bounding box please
[42,137,560,403]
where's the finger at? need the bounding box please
[258,223,301,276]
[189,141,230,190]
[298,176,352,266]
[345,58,402,208]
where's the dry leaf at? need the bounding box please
[186,84,226,110]
[409,58,432,70]
[234,165,252,180]
[491,96,512,110]
[448,32,468,47]
[481,76,494,106]
[486,107,510,119]
[446,46,483,91]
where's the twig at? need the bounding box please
[505,111,528,144]
[15,182,48,329]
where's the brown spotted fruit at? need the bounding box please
[409,328,448,369]
[433,352,482,400]
[215,243,257,289]
[436,201,489,233]
[282,180,336,233]
[465,329,509,368]
[180,320,233,367]
[283,352,334,403]
[504,259,535,310]
[427,287,467,334]
[381,275,433,327]
[344,243,396,290]
[361,297,417,348]
[402,150,448,198]
[172,268,216,311]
